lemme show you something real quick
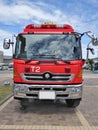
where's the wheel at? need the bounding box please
[20,99,29,110]
[66,99,81,108]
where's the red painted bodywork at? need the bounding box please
[14,23,84,85]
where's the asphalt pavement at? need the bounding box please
[0,70,13,85]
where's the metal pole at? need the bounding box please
[11,35,14,55]
[86,41,91,64]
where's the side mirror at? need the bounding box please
[86,31,97,39]
[87,47,94,55]
[86,31,98,46]
[3,39,11,49]
[92,39,98,46]
[90,48,94,55]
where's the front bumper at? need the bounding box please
[13,83,83,100]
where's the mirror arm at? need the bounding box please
[9,42,14,45]
[13,54,15,58]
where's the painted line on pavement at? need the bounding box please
[0,97,13,111]
[85,86,98,88]
[75,108,90,127]
[0,125,98,130]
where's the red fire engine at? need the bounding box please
[3,22,98,108]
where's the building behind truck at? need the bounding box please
[0,51,12,70]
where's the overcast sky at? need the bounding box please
[0,0,98,58]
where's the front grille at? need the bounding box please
[22,72,74,82]
[28,87,66,91]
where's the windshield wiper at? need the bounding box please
[63,60,71,64]
[35,55,71,64]
[25,55,70,64]
[33,54,58,60]
[25,55,56,64]
[25,59,33,64]
[57,57,71,64]
[33,54,56,57]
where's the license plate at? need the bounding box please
[39,91,55,100]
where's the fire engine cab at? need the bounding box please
[3,22,98,108]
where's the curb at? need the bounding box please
[0,93,13,106]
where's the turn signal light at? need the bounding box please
[13,69,19,77]
[77,70,82,78]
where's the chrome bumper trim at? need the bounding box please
[14,83,83,100]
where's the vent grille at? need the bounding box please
[22,72,74,82]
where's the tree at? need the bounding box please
[88,59,94,70]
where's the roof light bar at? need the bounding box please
[24,23,74,32]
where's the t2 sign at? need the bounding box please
[31,66,40,73]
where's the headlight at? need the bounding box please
[14,84,28,93]
[71,87,81,93]
[14,84,19,90]
[19,85,28,92]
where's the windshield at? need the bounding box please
[15,34,82,61]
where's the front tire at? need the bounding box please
[20,99,29,110]
[66,99,81,108]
